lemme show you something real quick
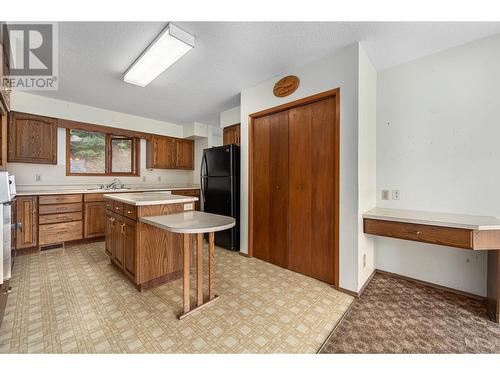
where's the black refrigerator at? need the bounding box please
[201,144,240,250]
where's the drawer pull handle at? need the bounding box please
[415,231,422,235]
[127,210,133,214]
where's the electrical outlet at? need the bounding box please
[381,190,389,200]
[157,176,161,182]
[363,254,367,268]
[35,174,41,182]
[392,190,400,200]
[142,176,146,182]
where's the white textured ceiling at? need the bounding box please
[32,22,500,126]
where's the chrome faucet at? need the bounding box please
[106,178,123,190]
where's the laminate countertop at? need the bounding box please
[15,185,200,196]
[363,207,500,231]
[140,211,235,234]
[103,192,198,206]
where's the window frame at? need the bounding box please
[66,128,140,176]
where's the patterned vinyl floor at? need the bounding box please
[320,272,500,353]
[0,241,353,354]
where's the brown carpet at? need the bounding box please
[320,272,500,353]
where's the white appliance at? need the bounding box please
[0,172,16,284]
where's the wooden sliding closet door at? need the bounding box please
[288,97,336,284]
[252,111,289,268]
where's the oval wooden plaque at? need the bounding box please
[273,75,300,97]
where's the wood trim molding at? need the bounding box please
[58,118,153,140]
[248,88,340,288]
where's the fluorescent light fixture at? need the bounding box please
[123,23,195,87]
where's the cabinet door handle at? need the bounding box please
[275,185,280,190]
[297,184,303,190]
[121,223,125,233]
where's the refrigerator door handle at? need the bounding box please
[200,154,208,203]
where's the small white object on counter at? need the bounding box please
[363,207,500,231]
[140,211,235,234]
[104,192,198,206]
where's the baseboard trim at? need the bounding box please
[337,287,358,297]
[375,269,485,301]
[358,269,377,296]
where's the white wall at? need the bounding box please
[375,33,500,296]
[357,46,377,288]
[240,43,361,292]
[220,106,240,128]
[9,92,194,188]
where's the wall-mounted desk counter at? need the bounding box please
[363,207,500,323]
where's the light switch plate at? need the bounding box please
[184,203,194,211]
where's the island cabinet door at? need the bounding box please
[123,218,136,279]
[113,214,124,267]
[105,211,114,257]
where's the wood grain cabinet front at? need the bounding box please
[8,112,58,164]
[16,196,38,249]
[146,135,194,170]
[39,221,83,245]
[363,219,474,250]
[84,201,106,238]
[123,218,136,278]
[223,124,241,146]
[175,139,194,169]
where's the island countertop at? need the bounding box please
[104,192,198,206]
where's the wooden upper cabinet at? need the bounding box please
[8,112,58,164]
[146,135,194,170]
[223,124,240,146]
[146,135,176,169]
[175,139,194,170]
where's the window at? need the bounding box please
[67,129,139,176]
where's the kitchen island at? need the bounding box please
[104,192,198,291]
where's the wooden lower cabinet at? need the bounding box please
[38,194,83,247]
[105,199,193,290]
[15,196,38,249]
[84,201,106,238]
[123,218,136,278]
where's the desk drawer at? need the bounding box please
[39,194,83,205]
[39,203,82,215]
[39,221,83,245]
[363,219,473,249]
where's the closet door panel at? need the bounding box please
[252,111,288,268]
[288,106,312,276]
[310,97,336,284]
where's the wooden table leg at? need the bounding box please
[197,233,203,307]
[487,249,500,323]
[183,233,190,314]
[208,232,216,300]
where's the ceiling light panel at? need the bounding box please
[123,23,195,87]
